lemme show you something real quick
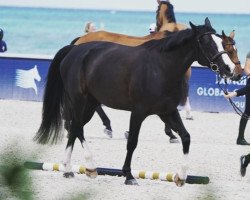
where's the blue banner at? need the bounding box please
[189,67,246,112]
[0,54,246,112]
[0,55,50,101]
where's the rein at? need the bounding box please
[217,76,250,119]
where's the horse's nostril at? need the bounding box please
[232,74,242,81]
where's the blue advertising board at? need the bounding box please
[0,54,246,113]
[188,67,246,113]
[0,54,51,101]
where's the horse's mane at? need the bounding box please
[156,1,176,31]
[142,28,194,52]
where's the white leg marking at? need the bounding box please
[63,146,73,173]
[184,97,191,112]
[82,140,96,170]
[179,154,189,180]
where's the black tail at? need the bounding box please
[34,45,74,144]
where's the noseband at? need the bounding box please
[196,32,228,73]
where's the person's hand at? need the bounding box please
[223,91,237,99]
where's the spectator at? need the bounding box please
[149,23,156,34]
[0,28,7,52]
[85,22,96,33]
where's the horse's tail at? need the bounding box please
[179,77,189,106]
[34,45,74,144]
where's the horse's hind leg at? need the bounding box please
[158,110,190,186]
[62,95,97,178]
[122,111,146,185]
[76,95,99,178]
[63,123,77,178]
[164,123,179,143]
[96,105,113,138]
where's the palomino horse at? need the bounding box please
[35,18,242,186]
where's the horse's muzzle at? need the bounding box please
[231,73,242,81]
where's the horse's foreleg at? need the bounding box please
[184,68,193,120]
[122,111,146,185]
[159,110,190,186]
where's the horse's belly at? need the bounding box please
[90,88,132,111]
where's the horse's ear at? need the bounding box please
[204,17,211,27]
[189,21,196,30]
[222,30,226,39]
[229,30,235,39]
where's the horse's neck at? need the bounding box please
[162,38,196,77]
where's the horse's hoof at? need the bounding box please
[124,178,139,185]
[104,128,112,138]
[174,174,186,187]
[124,131,129,139]
[63,172,74,178]
[169,138,180,143]
[86,168,98,179]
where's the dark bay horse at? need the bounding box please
[35,18,242,186]
[70,1,242,142]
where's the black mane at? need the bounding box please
[142,28,194,52]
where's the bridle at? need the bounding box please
[196,31,249,118]
[196,31,229,74]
